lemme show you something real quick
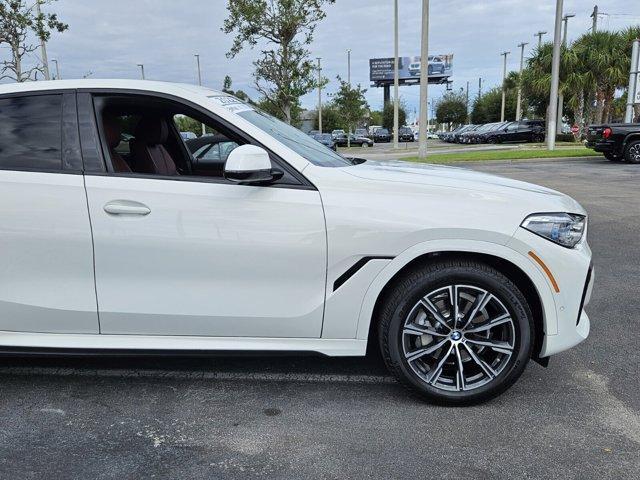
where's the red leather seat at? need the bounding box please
[103,116,131,173]
[131,116,178,175]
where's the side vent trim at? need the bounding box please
[333,256,394,292]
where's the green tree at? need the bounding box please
[471,87,517,124]
[382,101,407,131]
[0,0,67,82]
[369,110,383,127]
[435,91,468,125]
[223,0,335,124]
[314,103,342,132]
[331,76,368,146]
[256,97,304,127]
[221,76,253,103]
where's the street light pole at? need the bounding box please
[516,43,527,121]
[547,0,564,151]
[51,59,60,80]
[417,0,430,160]
[317,57,323,134]
[347,49,351,86]
[535,31,547,49]
[36,0,50,80]
[500,51,510,122]
[557,13,575,135]
[137,64,145,80]
[393,0,400,149]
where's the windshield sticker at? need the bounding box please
[208,95,254,114]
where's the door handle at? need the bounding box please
[103,200,151,216]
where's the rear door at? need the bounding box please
[0,92,99,333]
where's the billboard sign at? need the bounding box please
[369,54,453,83]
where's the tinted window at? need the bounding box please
[0,95,62,171]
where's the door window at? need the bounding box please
[0,94,62,171]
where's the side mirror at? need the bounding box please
[224,145,283,184]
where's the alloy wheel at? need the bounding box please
[401,285,516,392]
[629,144,640,162]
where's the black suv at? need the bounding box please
[373,128,391,143]
[398,127,415,142]
[486,120,545,144]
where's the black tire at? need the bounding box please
[604,152,621,162]
[378,260,533,406]
[624,140,640,164]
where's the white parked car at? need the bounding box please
[0,80,593,405]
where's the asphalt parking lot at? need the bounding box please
[1,156,639,479]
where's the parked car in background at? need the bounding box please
[471,122,508,144]
[354,128,369,138]
[307,129,320,137]
[373,128,391,143]
[456,125,481,144]
[398,127,415,142]
[313,133,338,151]
[486,120,545,144]
[586,123,640,162]
[334,133,373,148]
[368,125,382,137]
[180,131,197,140]
[0,79,593,406]
[450,124,477,143]
[331,129,345,139]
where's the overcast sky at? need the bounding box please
[13,0,640,119]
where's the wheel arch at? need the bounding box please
[359,245,552,364]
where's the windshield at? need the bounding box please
[236,108,351,167]
[377,129,389,134]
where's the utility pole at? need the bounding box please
[347,49,351,85]
[535,31,547,49]
[478,77,483,99]
[591,5,598,32]
[417,0,430,160]
[625,39,640,123]
[547,0,564,150]
[137,64,145,80]
[316,57,323,134]
[393,0,400,149]
[500,51,510,122]
[466,81,470,124]
[557,13,575,134]
[516,42,528,121]
[195,54,205,136]
[51,59,60,80]
[35,0,51,80]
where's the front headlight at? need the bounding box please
[521,213,586,248]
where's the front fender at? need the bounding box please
[353,238,558,343]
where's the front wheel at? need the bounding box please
[378,260,533,405]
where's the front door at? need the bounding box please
[83,94,327,338]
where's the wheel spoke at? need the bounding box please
[465,337,513,355]
[460,291,492,331]
[405,338,450,363]
[426,343,454,385]
[403,324,448,337]
[454,344,466,391]
[463,342,497,379]
[450,285,459,329]
[464,313,512,333]
[419,298,452,331]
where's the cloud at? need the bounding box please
[14,0,640,117]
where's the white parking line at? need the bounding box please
[0,366,396,384]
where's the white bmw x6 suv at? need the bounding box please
[0,80,593,405]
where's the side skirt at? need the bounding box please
[0,331,367,357]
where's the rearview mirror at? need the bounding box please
[224,145,283,184]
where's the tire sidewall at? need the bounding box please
[383,266,532,404]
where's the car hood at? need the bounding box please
[340,160,585,213]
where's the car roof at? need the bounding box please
[0,79,223,99]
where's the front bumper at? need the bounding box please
[507,228,593,358]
